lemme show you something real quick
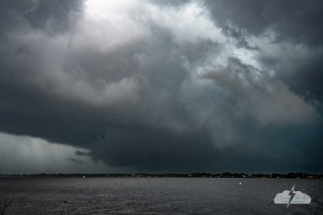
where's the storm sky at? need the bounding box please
[0,0,322,174]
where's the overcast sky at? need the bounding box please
[0,0,322,174]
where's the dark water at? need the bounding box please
[0,177,322,215]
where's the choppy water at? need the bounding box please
[0,177,322,214]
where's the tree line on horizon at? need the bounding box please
[1,172,322,179]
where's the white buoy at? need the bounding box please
[239,182,241,185]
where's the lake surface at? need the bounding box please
[0,177,322,214]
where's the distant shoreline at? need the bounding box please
[1,172,322,179]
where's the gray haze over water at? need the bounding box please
[1,178,322,214]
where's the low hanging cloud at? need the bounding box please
[0,0,322,173]
[0,132,108,174]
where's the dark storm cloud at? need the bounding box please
[203,57,316,124]
[262,49,323,95]
[0,0,83,33]
[24,0,83,33]
[65,158,85,164]
[203,0,323,96]
[87,128,219,171]
[75,150,90,156]
[204,0,323,45]
[0,0,322,173]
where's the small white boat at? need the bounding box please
[83,176,85,179]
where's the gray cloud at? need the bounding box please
[65,158,86,164]
[75,150,90,156]
[0,0,322,173]
[204,0,323,44]
[203,0,323,97]
[203,57,316,125]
